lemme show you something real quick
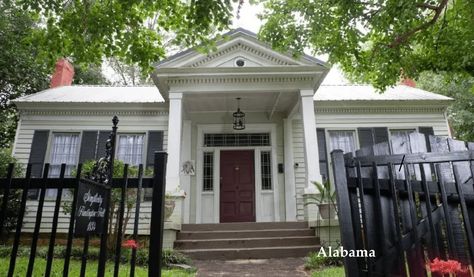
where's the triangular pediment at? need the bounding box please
[156,28,326,69]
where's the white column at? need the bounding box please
[300,89,322,194]
[166,92,184,194]
[180,120,192,223]
[284,118,297,221]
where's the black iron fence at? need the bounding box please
[0,116,167,277]
[331,133,474,276]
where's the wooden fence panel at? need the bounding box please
[333,132,474,276]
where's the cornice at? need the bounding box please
[19,110,169,116]
[315,105,447,113]
[168,75,313,85]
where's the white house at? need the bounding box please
[12,28,451,238]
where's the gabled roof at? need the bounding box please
[315,84,452,101]
[13,85,164,103]
[155,28,328,68]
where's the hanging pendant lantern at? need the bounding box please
[233,97,245,130]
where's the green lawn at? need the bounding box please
[311,266,345,277]
[1,257,195,277]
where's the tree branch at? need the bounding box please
[416,3,439,10]
[388,0,449,48]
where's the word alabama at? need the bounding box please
[318,246,375,258]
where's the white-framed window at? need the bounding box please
[116,134,145,165]
[48,133,80,198]
[260,151,272,190]
[328,130,357,154]
[202,152,214,191]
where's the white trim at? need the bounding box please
[284,118,297,221]
[196,124,280,223]
[181,120,192,223]
[165,92,184,194]
[300,90,322,193]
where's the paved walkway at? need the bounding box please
[194,258,310,277]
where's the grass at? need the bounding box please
[311,266,345,277]
[0,257,195,277]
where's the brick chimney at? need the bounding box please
[401,78,416,87]
[50,58,74,88]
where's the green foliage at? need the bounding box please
[311,266,345,277]
[305,252,344,270]
[305,181,336,206]
[259,0,474,90]
[417,71,474,142]
[0,2,50,148]
[0,245,192,268]
[0,148,23,236]
[73,64,110,85]
[0,257,194,277]
[17,0,235,73]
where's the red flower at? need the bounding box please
[430,258,467,274]
[122,239,139,249]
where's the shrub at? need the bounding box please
[305,252,344,270]
[0,148,24,237]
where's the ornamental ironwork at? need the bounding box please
[87,115,119,185]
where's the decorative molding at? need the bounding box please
[187,42,297,67]
[19,110,168,116]
[315,106,447,113]
[168,76,313,85]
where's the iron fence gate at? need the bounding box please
[0,116,167,277]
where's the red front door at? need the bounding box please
[220,150,255,223]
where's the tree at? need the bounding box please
[73,64,110,85]
[417,71,474,142]
[258,0,474,90]
[0,2,50,148]
[19,0,235,74]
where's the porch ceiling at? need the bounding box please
[183,91,298,114]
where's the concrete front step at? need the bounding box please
[181,221,308,231]
[175,236,320,250]
[177,228,315,240]
[179,245,320,260]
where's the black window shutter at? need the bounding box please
[419,126,435,152]
[78,131,99,163]
[373,127,389,143]
[96,130,111,158]
[357,128,374,148]
[146,131,164,168]
[144,131,164,200]
[28,130,49,199]
[316,128,329,182]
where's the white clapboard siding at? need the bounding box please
[13,113,169,166]
[290,109,449,221]
[21,200,154,235]
[291,119,306,220]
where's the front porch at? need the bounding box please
[152,31,330,226]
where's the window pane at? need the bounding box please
[117,134,144,165]
[48,133,80,198]
[203,152,214,191]
[328,131,356,154]
[260,151,272,190]
[203,133,270,147]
